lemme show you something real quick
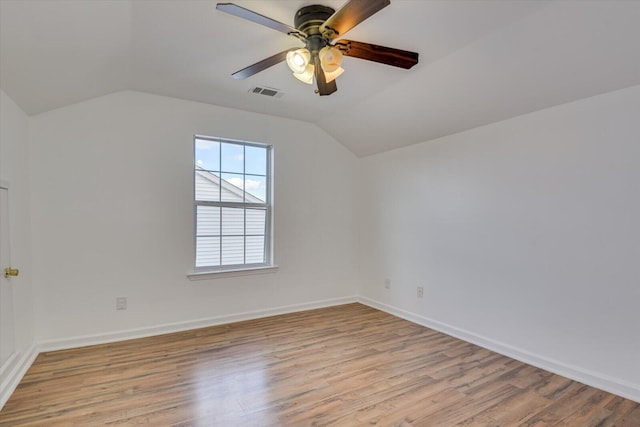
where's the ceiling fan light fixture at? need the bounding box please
[286,48,311,74]
[293,64,315,84]
[319,46,343,73]
[323,66,344,83]
[217,1,419,96]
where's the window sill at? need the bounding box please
[187,265,279,281]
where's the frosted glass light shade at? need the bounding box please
[293,64,314,84]
[319,46,343,73]
[323,66,344,83]
[286,49,311,74]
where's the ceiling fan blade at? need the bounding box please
[216,3,306,38]
[334,40,419,69]
[231,50,290,80]
[319,0,390,38]
[314,55,337,96]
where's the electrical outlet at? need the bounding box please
[417,287,424,298]
[116,297,127,310]
[384,278,391,289]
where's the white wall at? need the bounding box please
[0,89,36,404]
[359,85,640,400]
[29,91,359,343]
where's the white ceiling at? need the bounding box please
[1,0,639,157]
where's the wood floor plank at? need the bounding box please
[1,303,638,426]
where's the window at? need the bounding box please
[194,136,272,272]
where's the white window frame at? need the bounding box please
[190,135,275,279]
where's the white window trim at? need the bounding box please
[192,135,274,275]
[187,265,279,281]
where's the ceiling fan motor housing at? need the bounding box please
[294,4,335,47]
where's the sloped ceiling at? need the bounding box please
[1,0,639,157]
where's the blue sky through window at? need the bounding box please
[195,138,267,201]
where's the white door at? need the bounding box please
[0,187,16,368]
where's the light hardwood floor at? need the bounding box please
[1,303,639,426]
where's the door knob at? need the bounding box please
[4,268,19,278]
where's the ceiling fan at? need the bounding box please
[216,0,419,96]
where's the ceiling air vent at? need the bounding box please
[249,86,284,98]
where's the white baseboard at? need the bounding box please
[38,296,358,352]
[357,296,640,404]
[0,344,39,410]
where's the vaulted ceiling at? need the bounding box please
[1,1,639,156]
